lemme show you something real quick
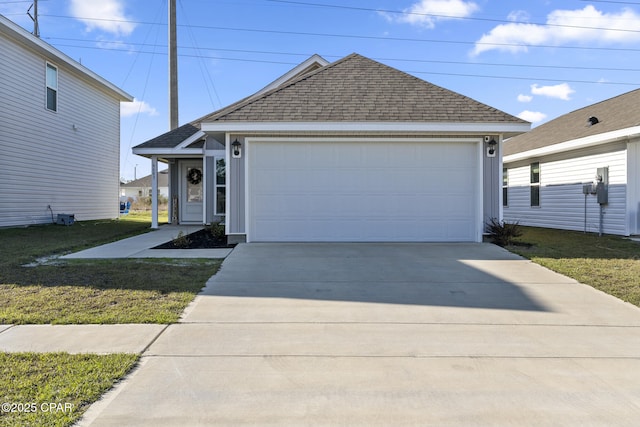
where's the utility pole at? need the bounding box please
[27,0,40,38]
[168,0,179,130]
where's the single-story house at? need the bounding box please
[0,15,132,227]
[120,170,170,200]
[503,89,640,236]
[133,53,530,242]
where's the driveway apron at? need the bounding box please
[79,243,640,426]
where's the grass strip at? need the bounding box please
[509,227,640,307]
[0,352,138,427]
[0,216,220,324]
[0,258,219,324]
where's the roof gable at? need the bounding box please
[204,53,527,124]
[134,53,528,152]
[504,88,640,156]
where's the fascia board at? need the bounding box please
[201,121,531,134]
[254,54,330,96]
[504,126,640,163]
[132,147,203,157]
[176,130,206,149]
[0,16,132,101]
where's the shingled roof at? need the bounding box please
[504,88,640,156]
[202,53,526,124]
[135,53,527,150]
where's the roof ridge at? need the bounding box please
[204,53,364,122]
[504,87,640,155]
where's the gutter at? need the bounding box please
[504,126,640,163]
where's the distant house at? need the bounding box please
[120,170,169,200]
[134,53,529,242]
[0,15,133,227]
[503,89,640,236]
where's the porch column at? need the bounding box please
[151,156,159,229]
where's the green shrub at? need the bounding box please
[208,222,226,240]
[172,231,191,248]
[486,218,522,247]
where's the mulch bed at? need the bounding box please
[153,228,236,249]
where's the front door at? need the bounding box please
[180,161,203,223]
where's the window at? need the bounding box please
[530,162,540,207]
[215,158,226,215]
[502,168,508,207]
[46,63,58,111]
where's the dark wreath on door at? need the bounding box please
[186,167,203,202]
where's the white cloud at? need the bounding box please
[518,110,547,123]
[517,94,533,103]
[388,0,479,28]
[121,99,158,118]
[472,5,640,55]
[507,10,530,23]
[531,83,575,100]
[69,0,136,36]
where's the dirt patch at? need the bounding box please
[153,228,236,249]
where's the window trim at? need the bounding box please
[502,167,508,207]
[530,162,540,207]
[215,157,226,216]
[45,62,58,112]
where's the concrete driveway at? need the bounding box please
[80,243,640,426]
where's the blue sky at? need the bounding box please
[2,0,640,180]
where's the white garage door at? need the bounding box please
[248,139,480,242]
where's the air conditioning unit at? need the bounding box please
[56,214,75,226]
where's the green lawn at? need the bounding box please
[0,217,220,324]
[508,227,640,307]
[0,353,138,427]
[0,216,218,426]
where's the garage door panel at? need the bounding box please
[249,140,479,242]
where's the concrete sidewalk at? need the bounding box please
[76,243,640,426]
[61,225,233,259]
[0,324,166,354]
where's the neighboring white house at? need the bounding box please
[0,15,133,227]
[503,89,640,236]
[120,170,170,200]
[134,53,530,242]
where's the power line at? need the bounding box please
[47,42,640,86]
[266,0,640,33]
[44,37,640,73]
[579,0,640,4]
[41,14,640,53]
[178,0,221,110]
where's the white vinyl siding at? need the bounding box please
[0,31,122,227]
[504,147,628,235]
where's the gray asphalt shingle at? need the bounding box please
[135,53,527,150]
[504,88,640,156]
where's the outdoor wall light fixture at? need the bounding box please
[231,139,242,158]
[485,137,497,157]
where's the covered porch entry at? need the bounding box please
[135,133,225,228]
